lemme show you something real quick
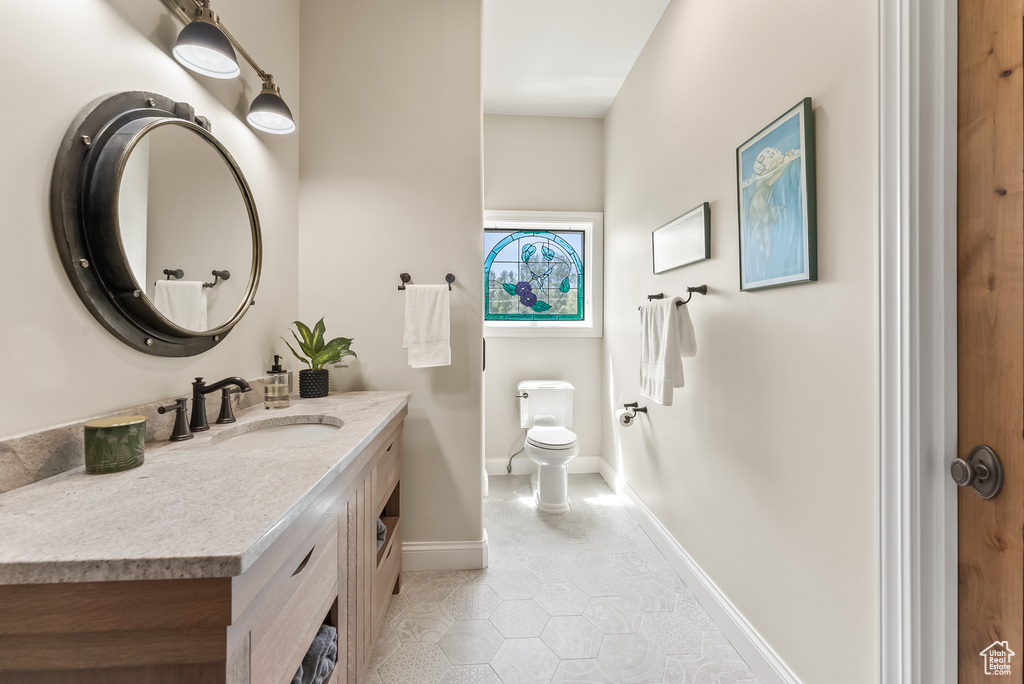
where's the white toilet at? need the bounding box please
[518,381,579,513]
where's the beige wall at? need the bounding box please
[484,115,604,212]
[298,0,484,546]
[482,115,604,470]
[0,0,299,440]
[602,1,878,682]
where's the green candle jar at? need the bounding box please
[84,416,146,474]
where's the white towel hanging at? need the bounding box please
[402,284,451,368]
[639,297,696,406]
[153,280,208,331]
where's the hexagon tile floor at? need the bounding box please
[362,474,760,684]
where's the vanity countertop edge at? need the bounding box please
[0,390,410,586]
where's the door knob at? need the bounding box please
[950,445,1004,499]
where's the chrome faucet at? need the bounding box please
[190,377,252,432]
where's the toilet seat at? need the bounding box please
[526,425,577,449]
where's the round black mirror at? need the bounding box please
[51,91,262,356]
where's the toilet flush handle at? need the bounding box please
[516,392,528,399]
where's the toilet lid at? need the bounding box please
[526,425,577,448]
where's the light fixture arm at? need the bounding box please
[161,0,270,82]
[215,22,268,81]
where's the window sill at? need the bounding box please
[484,321,602,339]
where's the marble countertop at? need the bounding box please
[0,391,410,585]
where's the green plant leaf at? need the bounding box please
[502,283,517,296]
[289,329,313,358]
[311,318,326,354]
[281,337,312,369]
[324,349,357,369]
[293,320,315,353]
[325,336,354,350]
[286,320,353,369]
[311,338,357,370]
[559,277,570,293]
[531,301,551,312]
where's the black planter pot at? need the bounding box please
[299,368,329,398]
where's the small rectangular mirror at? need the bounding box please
[652,202,710,274]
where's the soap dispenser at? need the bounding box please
[265,354,291,409]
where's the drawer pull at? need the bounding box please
[292,546,315,577]
[386,442,394,452]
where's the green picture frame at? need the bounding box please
[736,97,817,291]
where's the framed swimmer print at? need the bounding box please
[736,97,817,291]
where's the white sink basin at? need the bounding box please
[211,416,343,450]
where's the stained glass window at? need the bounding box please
[484,229,585,321]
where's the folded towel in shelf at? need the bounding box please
[402,284,451,368]
[377,517,387,552]
[291,624,338,684]
[639,297,697,406]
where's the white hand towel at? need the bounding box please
[639,297,696,406]
[402,284,451,368]
[153,280,208,331]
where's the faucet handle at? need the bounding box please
[216,388,241,424]
[157,398,193,441]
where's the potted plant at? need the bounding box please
[282,318,356,398]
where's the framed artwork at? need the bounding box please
[736,97,817,291]
[652,202,710,274]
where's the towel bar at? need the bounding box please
[398,273,456,291]
[156,269,228,289]
[639,285,707,310]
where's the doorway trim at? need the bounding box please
[879,0,957,682]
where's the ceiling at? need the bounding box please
[482,0,671,118]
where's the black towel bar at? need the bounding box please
[398,273,456,291]
[639,285,707,310]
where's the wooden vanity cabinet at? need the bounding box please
[0,411,404,684]
[347,423,403,682]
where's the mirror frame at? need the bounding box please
[51,91,262,357]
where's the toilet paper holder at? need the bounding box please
[618,403,648,427]
[623,402,648,416]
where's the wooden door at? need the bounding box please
[958,0,1024,681]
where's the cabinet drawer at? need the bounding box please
[372,433,401,513]
[251,518,339,684]
[372,520,402,636]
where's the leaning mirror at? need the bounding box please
[51,91,262,356]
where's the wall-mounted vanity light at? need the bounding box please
[162,0,295,134]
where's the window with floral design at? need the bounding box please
[485,230,584,321]
[484,213,602,337]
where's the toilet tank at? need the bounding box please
[518,381,574,428]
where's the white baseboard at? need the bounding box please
[598,459,803,684]
[402,532,488,571]
[485,455,602,477]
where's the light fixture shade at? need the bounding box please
[173,19,240,79]
[247,81,296,134]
